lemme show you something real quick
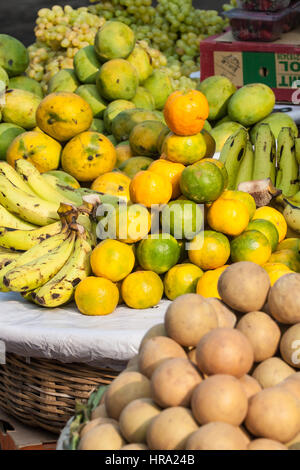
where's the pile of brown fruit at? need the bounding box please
[77,261,300,451]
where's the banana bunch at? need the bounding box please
[0,202,95,308]
[0,159,119,230]
[219,125,299,197]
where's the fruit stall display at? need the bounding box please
[0,10,299,450]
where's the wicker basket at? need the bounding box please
[0,353,120,434]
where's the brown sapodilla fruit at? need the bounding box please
[217,261,270,313]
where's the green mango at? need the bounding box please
[127,45,153,84]
[73,46,101,84]
[228,83,275,127]
[2,89,41,129]
[0,34,29,77]
[198,75,236,121]
[47,69,80,94]
[90,118,105,133]
[94,21,135,62]
[143,70,174,110]
[9,76,44,98]
[76,84,107,118]
[132,87,155,110]
[0,122,25,160]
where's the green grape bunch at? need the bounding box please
[26,0,237,93]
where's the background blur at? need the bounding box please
[1,0,224,46]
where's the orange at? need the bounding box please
[252,206,287,243]
[75,276,119,316]
[207,198,249,236]
[163,90,209,136]
[148,159,185,199]
[188,230,230,270]
[196,265,229,299]
[121,271,164,309]
[91,171,131,201]
[90,239,135,282]
[263,263,294,286]
[130,170,172,207]
[137,234,181,274]
[164,263,204,300]
[268,250,300,272]
[61,131,117,182]
[115,141,133,166]
[103,203,151,244]
[220,190,256,220]
[162,132,207,165]
[246,219,279,252]
[230,230,272,266]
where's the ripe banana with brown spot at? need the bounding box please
[3,231,75,292]
[0,247,23,270]
[0,229,69,292]
[15,159,75,205]
[33,228,92,308]
[0,173,60,226]
[0,204,37,230]
[42,173,84,206]
[0,222,62,251]
[0,161,36,195]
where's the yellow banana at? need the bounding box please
[34,229,92,307]
[0,221,62,251]
[0,247,23,270]
[0,204,37,230]
[0,173,60,226]
[42,173,83,206]
[0,229,70,291]
[3,231,76,292]
[219,128,248,190]
[0,161,36,195]
[15,159,75,205]
[283,199,300,234]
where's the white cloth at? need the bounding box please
[0,292,170,370]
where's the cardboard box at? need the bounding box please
[0,410,57,450]
[200,28,300,103]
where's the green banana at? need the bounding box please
[252,123,276,184]
[235,140,254,188]
[0,247,23,270]
[295,138,300,165]
[0,173,60,226]
[0,221,62,251]
[0,161,36,196]
[219,128,248,190]
[276,128,299,198]
[282,198,300,234]
[0,229,70,292]
[3,231,76,292]
[33,230,92,307]
[42,174,83,206]
[0,204,37,230]
[15,160,75,205]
